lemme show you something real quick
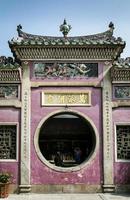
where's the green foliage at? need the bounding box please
[0,172,12,183]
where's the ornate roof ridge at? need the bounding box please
[16,22,115,41]
[113,57,130,68]
[0,56,21,69]
[8,22,126,61]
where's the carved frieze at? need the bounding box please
[14,47,122,60]
[0,70,21,82]
[114,86,130,99]
[111,68,130,81]
[34,63,98,79]
[0,85,18,99]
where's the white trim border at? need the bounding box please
[34,109,99,172]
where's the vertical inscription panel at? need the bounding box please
[20,62,31,192]
[105,91,111,159]
[102,62,114,190]
[23,91,29,160]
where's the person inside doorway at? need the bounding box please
[54,152,63,167]
[74,147,82,164]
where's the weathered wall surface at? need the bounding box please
[31,86,102,185]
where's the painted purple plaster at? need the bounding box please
[0,163,19,184]
[113,108,130,184]
[31,85,102,184]
[0,108,20,184]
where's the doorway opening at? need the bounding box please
[39,112,96,168]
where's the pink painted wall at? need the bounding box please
[0,108,20,184]
[31,86,102,184]
[113,108,130,184]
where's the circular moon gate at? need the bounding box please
[38,112,96,168]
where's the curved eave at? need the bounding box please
[8,38,125,46]
[8,41,126,61]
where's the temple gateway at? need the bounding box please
[0,20,130,193]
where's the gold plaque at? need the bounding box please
[42,91,91,106]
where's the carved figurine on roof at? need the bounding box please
[0,56,20,69]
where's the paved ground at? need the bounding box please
[2,193,130,200]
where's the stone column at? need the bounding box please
[19,61,31,193]
[102,62,115,192]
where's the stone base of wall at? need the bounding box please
[31,184,102,193]
[115,185,130,193]
[102,184,115,193]
[10,184,130,193]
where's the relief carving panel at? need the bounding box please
[114,86,130,99]
[34,63,98,79]
[0,85,18,99]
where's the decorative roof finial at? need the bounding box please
[60,19,71,38]
[109,22,114,30]
[109,22,114,29]
[108,22,114,36]
[17,24,22,37]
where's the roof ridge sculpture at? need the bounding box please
[16,22,115,41]
[0,56,20,69]
[113,57,130,68]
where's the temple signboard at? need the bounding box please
[42,91,91,106]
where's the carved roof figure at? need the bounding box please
[0,56,20,69]
[113,57,130,68]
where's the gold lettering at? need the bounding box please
[59,95,65,104]
[67,95,76,104]
[44,92,90,105]
[79,94,88,104]
[47,94,54,104]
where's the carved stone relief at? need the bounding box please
[0,85,18,99]
[114,86,130,99]
[34,63,98,79]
